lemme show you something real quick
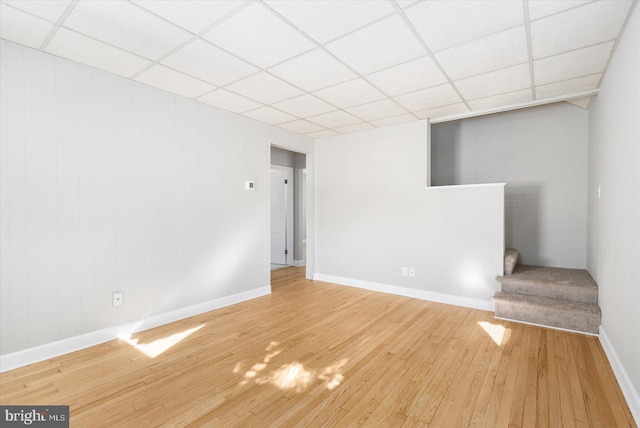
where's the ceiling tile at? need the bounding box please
[272,94,336,118]
[46,27,152,78]
[3,0,71,22]
[202,2,314,69]
[529,0,594,21]
[313,78,385,109]
[394,84,462,112]
[455,63,531,101]
[365,56,448,96]
[370,113,416,128]
[307,110,361,128]
[0,3,54,49]
[346,99,407,122]
[415,103,470,120]
[226,72,304,105]
[396,1,419,8]
[269,48,357,92]
[135,64,215,99]
[534,42,613,86]
[63,1,192,61]
[333,122,374,134]
[467,89,532,110]
[264,0,395,43]
[243,106,297,125]
[405,0,523,52]
[435,26,529,81]
[535,74,601,99]
[326,15,425,75]
[278,119,325,134]
[531,0,632,59]
[132,0,243,34]
[161,39,258,86]
[306,129,339,139]
[197,88,262,113]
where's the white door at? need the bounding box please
[271,169,287,264]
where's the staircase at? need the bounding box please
[493,249,601,334]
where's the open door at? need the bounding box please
[270,166,293,265]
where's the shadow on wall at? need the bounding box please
[505,183,541,266]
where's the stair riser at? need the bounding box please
[495,302,600,334]
[500,281,598,304]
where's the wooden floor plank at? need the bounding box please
[0,266,636,427]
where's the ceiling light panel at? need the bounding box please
[307,110,361,128]
[278,119,325,134]
[265,0,395,44]
[135,64,215,99]
[333,122,374,134]
[243,106,297,125]
[226,72,304,105]
[46,27,152,78]
[405,0,524,53]
[365,56,448,96]
[394,84,462,112]
[313,78,386,109]
[535,73,601,99]
[531,0,632,59]
[455,63,531,100]
[534,41,613,86]
[467,89,532,110]
[346,99,407,122]
[0,4,54,49]
[161,39,258,86]
[132,0,244,34]
[197,88,262,114]
[272,94,336,118]
[528,0,594,21]
[2,0,71,22]
[435,26,529,81]
[415,103,470,120]
[269,48,357,92]
[326,15,426,75]
[370,113,416,128]
[202,2,314,69]
[63,1,192,61]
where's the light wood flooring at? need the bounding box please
[1,266,636,427]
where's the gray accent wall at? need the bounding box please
[431,103,588,269]
[588,4,640,419]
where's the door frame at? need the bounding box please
[270,164,294,266]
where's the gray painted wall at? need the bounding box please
[588,5,640,419]
[431,103,588,269]
[0,40,312,355]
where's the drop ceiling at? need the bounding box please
[0,0,635,137]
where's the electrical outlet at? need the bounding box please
[401,267,408,277]
[112,291,124,307]
[409,268,415,277]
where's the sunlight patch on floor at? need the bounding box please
[120,324,205,358]
[478,321,509,346]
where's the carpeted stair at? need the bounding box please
[493,250,601,334]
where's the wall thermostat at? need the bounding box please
[245,181,255,190]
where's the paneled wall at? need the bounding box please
[0,40,311,355]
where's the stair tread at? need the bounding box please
[493,291,601,315]
[504,248,520,275]
[496,265,597,290]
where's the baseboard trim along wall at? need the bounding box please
[0,286,271,373]
[313,273,495,312]
[599,326,640,424]
[292,260,306,267]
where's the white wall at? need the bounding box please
[0,40,312,356]
[314,121,504,306]
[587,5,640,420]
[432,103,588,269]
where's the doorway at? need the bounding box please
[270,165,293,268]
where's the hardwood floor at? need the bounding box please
[1,266,636,427]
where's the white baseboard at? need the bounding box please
[0,286,271,373]
[494,316,598,336]
[599,326,640,424]
[313,273,494,312]
[292,260,306,267]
